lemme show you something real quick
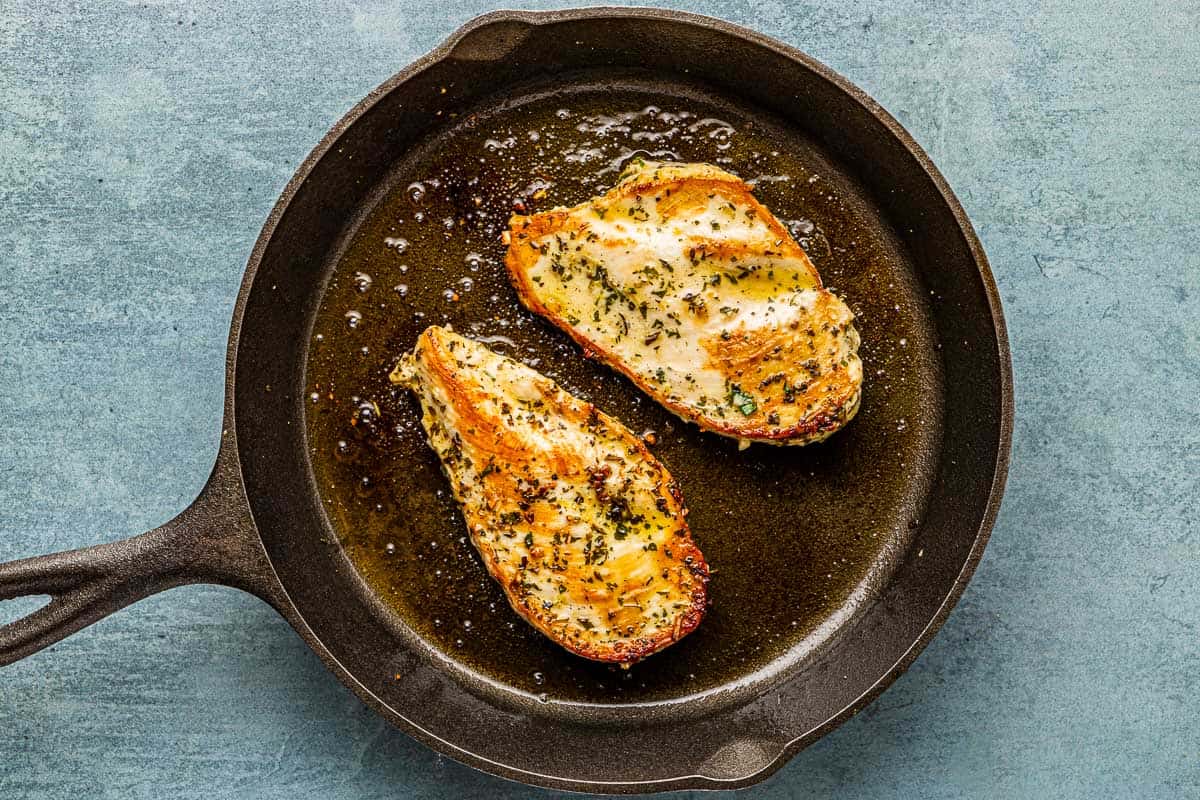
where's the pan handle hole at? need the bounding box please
[0,595,52,628]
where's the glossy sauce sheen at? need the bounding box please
[305,80,941,704]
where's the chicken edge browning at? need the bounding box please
[505,160,863,448]
[391,326,709,665]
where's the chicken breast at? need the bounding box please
[506,160,863,447]
[390,326,708,664]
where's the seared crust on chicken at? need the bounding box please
[506,160,863,446]
[391,326,708,664]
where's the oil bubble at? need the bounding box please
[353,398,381,430]
[484,136,517,152]
[786,218,815,238]
[344,310,362,328]
[353,271,373,293]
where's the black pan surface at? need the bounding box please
[0,9,1010,793]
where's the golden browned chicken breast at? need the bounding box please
[391,326,708,664]
[506,160,863,447]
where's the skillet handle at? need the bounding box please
[0,450,282,666]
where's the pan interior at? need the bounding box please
[304,74,941,707]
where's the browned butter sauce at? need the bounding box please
[305,80,941,705]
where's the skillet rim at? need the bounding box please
[225,6,1014,792]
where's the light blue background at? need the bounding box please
[1,1,1197,797]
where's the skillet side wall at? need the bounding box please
[232,11,1007,791]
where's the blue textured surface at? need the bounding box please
[2,1,1197,797]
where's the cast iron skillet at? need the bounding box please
[0,8,1011,793]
